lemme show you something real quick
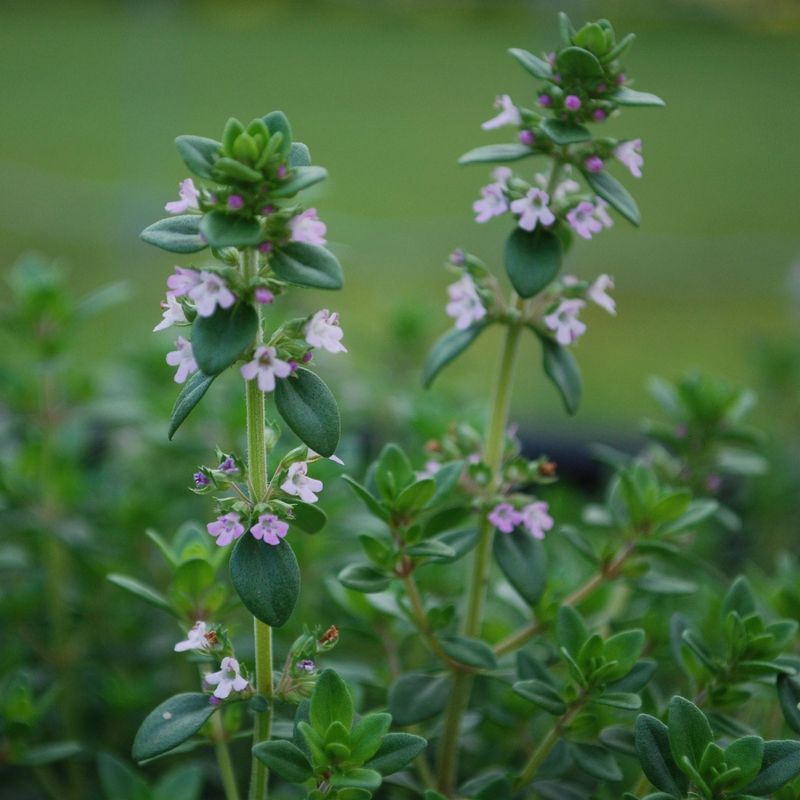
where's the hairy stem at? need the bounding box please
[436,296,525,794]
[243,247,274,800]
[212,712,242,800]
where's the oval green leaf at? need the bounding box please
[270,243,343,290]
[251,739,312,783]
[493,528,547,605]
[582,169,641,226]
[423,322,488,388]
[191,302,258,376]
[290,142,312,167]
[365,733,427,776]
[272,166,328,198]
[388,674,450,725]
[338,563,391,594]
[141,215,207,254]
[504,228,562,299]
[458,143,534,165]
[440,636,497,670]
[132,693,217,762]
[508,48,553,79]
[168,371,215,439]
[541,118,592,145]
[612,87,666,107]
[175,135,220,179]
[541,335,582,415]
[199,211,262,248]
[555,46,604,78]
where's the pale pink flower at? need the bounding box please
[189,271,236,318]
[166,336,198,384]
[416,460,441,480]
[153,295,187,332]
[250,514,289,546]
[510,188,555,232]
[535,171,581,204]
[205,657,249,699]
[445,275,486,330]
[473,183,508,223]
[305,309,347,353]
[240,346,293,393]
[281,462,323,504]
[567,201,603,240]
[166,266,201,298]
[489,503,521,534]
[175,621,210,652]
[207,513,245,547]
[544,299,587,346]
[290,208,327,246]
[519,502,554,540]
[481,95,522,130]
[593,198,614,229]
[587,274,616,315]
[615,139,643,178]
[165,179,200,214]
[491,167,512,187]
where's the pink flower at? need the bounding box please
[567,201,603,240]
[166,336,198,384]
[481,95,521,130]
[488,503,521,534]
[510,188,555,232]
[250,514,289,545]
[240,346,293,393]
[255,288,274,304]
[584,155,604,173]
[305,309,347,354]
[593,198,613,229]
[281,462,323,504]
[175,621,211,652]
[615,139,643,178]
[205,657,249,699]
[153,295,187,332]
[207,512,245,547]
[473,183,508,223]
[189,271,236,317]
[519,502,553,540]
[445,275,486,330]
[165,179,200,214]
[544,300,587,346]
[166,266,201,298]
[587,274,616,315]
[290,208,327,246]
[564,95,582,111]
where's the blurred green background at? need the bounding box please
[2,0,799,431]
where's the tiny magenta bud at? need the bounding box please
[616,73,626,86]
[585,155,604,173]
[592,108,607,121]
[260,204,276,215]
[518,129,535,146]
[565,95,581,110]
[302,351,313,363]
[449,248,465,266]
[227,195,244,210]
[538,94,552,108]
[193,471,209,487]
[258,241,273,254]
[255,288,274,304]
[596,82,608,93]
[289,360,298,372]
[276,164,288,179]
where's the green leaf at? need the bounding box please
[274,368,340,457]
[291,502,327,534]
[107,574,176,616]
[555,46,604,78]
[512,679,566,715]
[375,443,414,500]
[540,118,592,145]
[168,371,215,439]
[174,135,221,179]
[744,740,800,795]
[152,764,204,800]
[504,227,562,298]
[199,211,262,249]
[440,636,497,670]
[263,110,292,156]
[423,322,488,388]
[611,87,666,107]
[635,714,688,797]
[458,143,535,165]
[330,769,382,791]
[556,605,588,656]
[395,479,436,514]
[638,573,698,595]
[341,475,389,521]
[724,736,763,791]
[593,692,642,710]
[603,629,645,681]
[310,669,354,733]
[229,536,300,627]
[214,157,262,183]
[777,674,800,735]
[349,713,392,764]
[141,215,207,254]
[251,739,312,784]
[570,743,622,781]
[365,733,427,775]
[428,461,464,506]
[659,500,718,535]
[20,741,83,767]
[508,48,553,79]
[608,659,657,693]
[132,694,217,762]
[667,696,713,772]
[97,753,149,800]
[493,528,547,605]
[388,674,450,725]
[272,166,328,198]
[721,576,756,618]
[434,528,480,562]
[406,540,456,561]
[191,302,258,376]
[271,242,344,290]
[541,335,581,415]
[290,142,311,167]
[338,563,391,594]
[582,169,641,226]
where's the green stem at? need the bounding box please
[401,572,458,669]
[243,247,274,800]
[436,298,525,794]
[212,712,242,800]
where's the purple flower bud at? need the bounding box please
[289,360,298,372]
[546,51,556,65]
[297,659,315,673]
[616,73,626,86]
[255,288,275,304]
[592,108,607,122]
[518,129,535,146]
[193,471,209,488]
[227,195,244,210]
[276,164,288,179]
[218,457,238,475]
[449,248,465,266]
[258,241,273,254]
[538,94,552,108]
[595,82,607,94]
[302,351,313,363]
[261,204,276,215]
[209,696,221,706]
[565,95,581,111]
[585,155,604,173]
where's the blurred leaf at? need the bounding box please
[423,322,488,388]
[97,753,149,800]
[440,636,497,670]
[611,87,665,107]
[107,574,176,617]
[582,170,640,226]
[175,135,220,179]
[272,166,328,198]
[141,216,207,254]
[504,227,562,298]
[540,335,581,415]
[388,674,450,725]
[252,739,312,783]
[508,48,552,79]
[458,143,534,165]
[541,118,591,145]
[338,564,391,594]
[168,371,216,440]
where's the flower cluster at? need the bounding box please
[488,501,554,540]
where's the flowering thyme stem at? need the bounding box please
[436,295,525,794]
[212,710,242,800]
[243,247,274,800]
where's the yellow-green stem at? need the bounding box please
[212,712,242,800]
[436,297,525,794]
[243,247,274,800]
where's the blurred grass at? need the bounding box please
[0,0,798,426]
